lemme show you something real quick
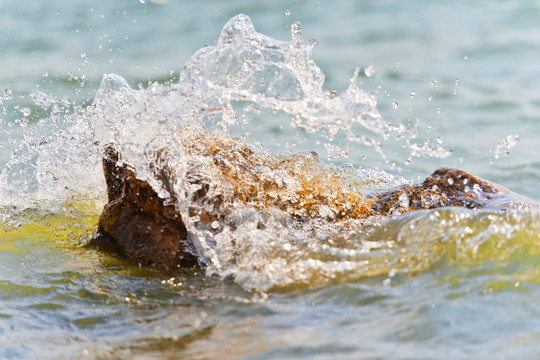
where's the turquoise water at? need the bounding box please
[1,1,540,359]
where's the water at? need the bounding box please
[1,1,540,359]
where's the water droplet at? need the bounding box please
[290,21,302,42]
[455,78,459,86]
[464,55,469,60]
[42,72,49,78]
[431,80,438,86]
[364,65,375,77]
[437,107,441,114]
[211,221,220,230]
[139,0,145,3]
[410,90,415,99]
[398,193,409,208]
[428,96,432,102]
[285,9,291,16]
[447,178,454,185]
[20,107,31,117]
[392,101,399,109]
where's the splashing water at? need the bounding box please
[493,134,520,160]
[0,14,537,292]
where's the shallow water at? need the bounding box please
[1,1,540,359]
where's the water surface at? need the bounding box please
[1,1,540,359]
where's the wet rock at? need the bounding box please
[90,145,535,267]
[90,146,198,267]
[370,167,498,214]
[370,167,536,215]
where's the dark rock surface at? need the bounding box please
[90,146,198,267]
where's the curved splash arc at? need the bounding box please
[179,15,390,154]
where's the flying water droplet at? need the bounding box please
[285,9,291,16]
[364,65,375,77]
[20,107,31,117]
[392,101,399,109]
[493,134,520,160]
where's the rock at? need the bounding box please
[90,146,198,267]
[370,167,499,214]
[370,167,536,214]
[90,145,536,267]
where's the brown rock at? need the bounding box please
[91,146,198,267]
[90,143,535,267]
[369,167,501,215]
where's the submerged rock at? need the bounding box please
[90,143,536,268]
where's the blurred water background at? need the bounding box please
[1,1,539,359]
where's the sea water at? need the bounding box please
[1,1,540,359]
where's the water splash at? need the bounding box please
[492,134,519,161]
[0,14,535,292]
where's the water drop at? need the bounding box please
[455,78,459,86]
[20,107,31,117]
[464,55,469,60]
[410,90,415,99]
[392,101,399,109]
[285,9,291,16]
[364,65,375,77]
[42,72,49,78]
[211,221,220,229]
[139,0,145,3]
[431,80,438,86]
[437,107,441,114]
[290,21,303,47]
[398,193,409,208]
[428,96,432,102]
